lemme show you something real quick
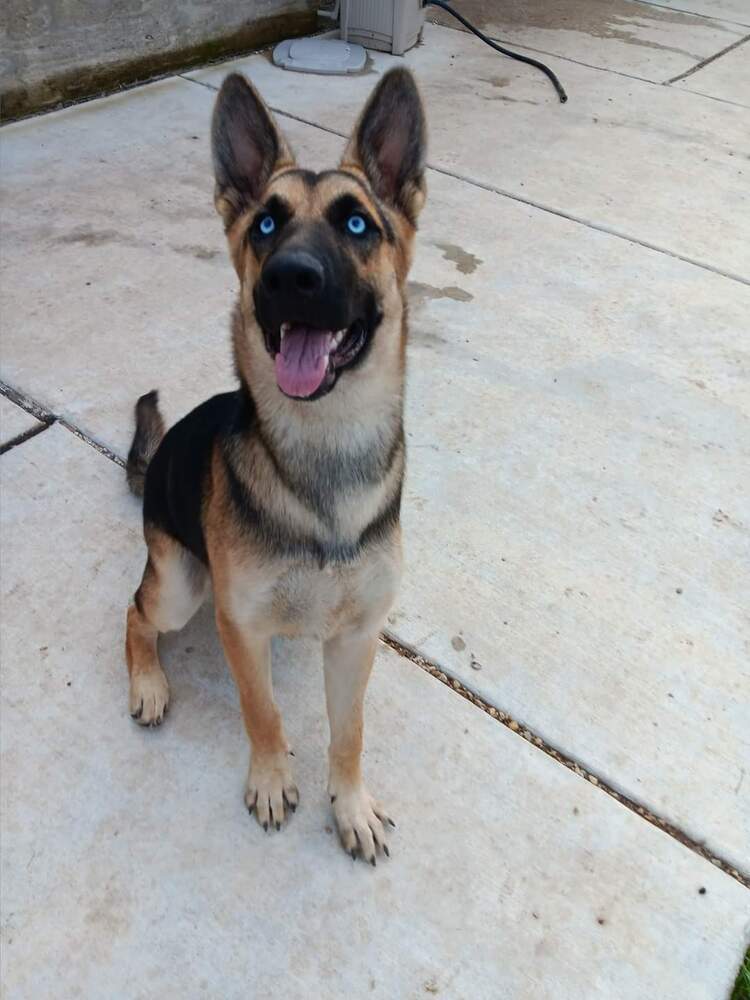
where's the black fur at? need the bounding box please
[223,443,399,568]
[318,174,395,243]
[137,388,401,567]
[253,218,362,336]
[142,392,251,563]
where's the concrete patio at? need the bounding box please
[1,3,748,997]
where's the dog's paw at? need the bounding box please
[245,752,299,831]
[129,669,169,726]
[329,782,394,865]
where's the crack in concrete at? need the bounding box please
[421,14,749,93]
[0,420,55,456]
[2,376,747,888]
[425,2,725,61]
[0,381,126,468]
[0,382,57,455]
[180,76,749,288]
[379,631,750,890]
[634,0,750,29]
[422,163,750,287]
[666,32,750,83]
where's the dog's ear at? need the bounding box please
[211,73,294,229]
[341,67,426,223]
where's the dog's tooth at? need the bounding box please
[280,322,290,341]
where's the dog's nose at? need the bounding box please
[262,250,325,298]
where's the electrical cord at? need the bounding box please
[424,0,568,104]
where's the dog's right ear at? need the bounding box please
[211,74,294,229]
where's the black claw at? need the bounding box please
[330,794,337,803]
[290,803,297,813]
[388,818,396,828]
[263,821,269,832]
[350,848,357,861]
[384,845,390,858]
[370,857,376,867]
[248,804,254,816]
[275,821,281,831]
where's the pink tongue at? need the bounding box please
[275,326,334,398]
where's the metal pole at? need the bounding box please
[341,0,350,42]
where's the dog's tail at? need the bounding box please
[126,390,165,497]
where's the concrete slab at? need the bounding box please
[425,0,745,83]
[2,424,748,999]
[0,77,236,443]
[639,0,750,27]
[187,22,750,280]
[0,396,41,448]
[1,83,748,868]
[0,80,351,455]
[398,167,750,873]
[674,38,750,105]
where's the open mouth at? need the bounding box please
[271,321,368,400]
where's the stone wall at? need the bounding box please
[1,0,316,119]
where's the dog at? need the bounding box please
[124,67,426,864]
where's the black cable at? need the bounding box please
[424,0,568,104]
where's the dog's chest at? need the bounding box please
[269,563,355,637]
[234,550,399,640]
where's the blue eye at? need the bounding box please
[258,214,275,236]
[347,214,367,236]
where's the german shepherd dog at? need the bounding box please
[124,68,426,864]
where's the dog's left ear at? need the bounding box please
[341,67,427,223]
[211,73,294,229]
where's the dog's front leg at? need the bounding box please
[323,630,394,864]
[216,610,299,830]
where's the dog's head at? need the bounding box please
[211,69,426,403]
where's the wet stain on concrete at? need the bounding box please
[481,93,540,106]
[427,0,735,61]
[409,282,474,308]
[171,243,221,261]
[412,329,450,351]
[52,225,152,250]
[436,242,483,274]
[55,227,126,247]
[480,75,512,88]
[84,880,132,944]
